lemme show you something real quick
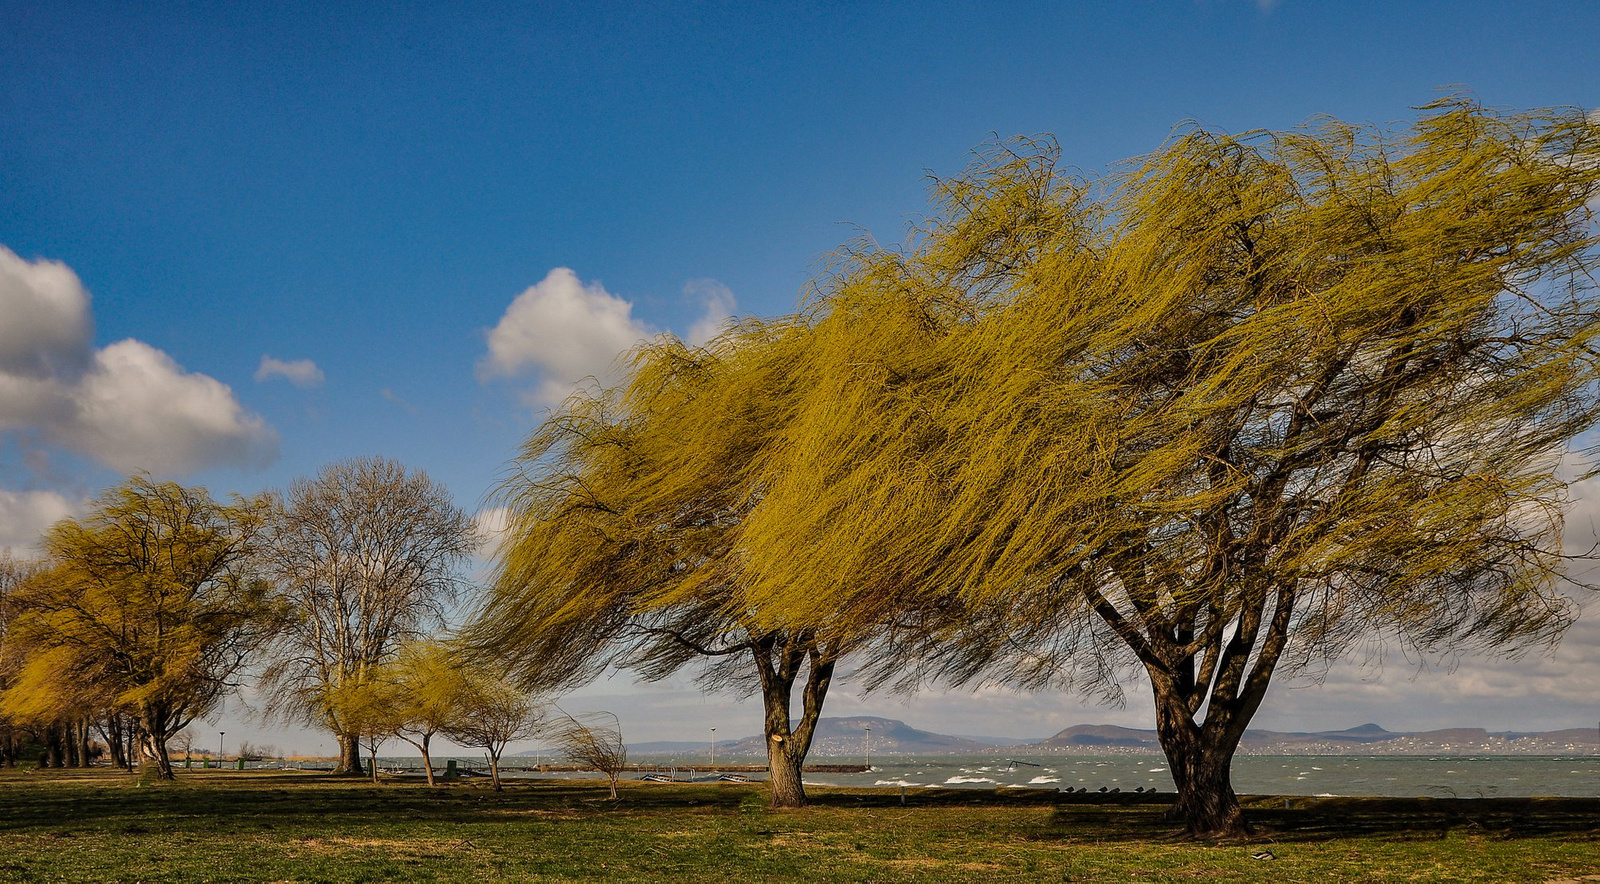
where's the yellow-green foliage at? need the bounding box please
[471,318,840,692]
[472,98,1599,831]
[736,99,1600,689]
[477,99,1598,790]
[384,640,466,740]
[1,478,274,740]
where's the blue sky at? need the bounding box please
[3,1,1600,750]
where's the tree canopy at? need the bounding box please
[729,98,1600,835]
[0,478,275,779]
[468,324,860,806]
[258,456,474,776]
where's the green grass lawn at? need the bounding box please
[2,768,1598,882]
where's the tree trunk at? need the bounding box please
[140,730,176,781]
[1150,685,1249,838]
[42,724,63,768]
[754,640,836,809]
[77,720,92,767]
[125,719,141,771]
[1166,753,1246,839]
[101,716,127,770]
[419,734,436,787]
[766,736,806,808]
[331,732,365,776]
[487,750,502,792]
[65,722,83,768]
[369,742,381,783]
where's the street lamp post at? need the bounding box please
[864,724,872,770]
[219,732,225,768]
[710,727,717,769]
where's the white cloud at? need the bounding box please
[478,267,656,404]
[471,506,512,561]
[0,249,93,380]
[684,278,738,347]
[0,488,76,556]
[254,355,325,388]
[0,245,278,475]
[478,268,743,405]
[70,340,277,473]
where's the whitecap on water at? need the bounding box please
[1029,776,1061,785]
[875,779,920,787]
[1147,767,1166,773]
[945,776,997,785]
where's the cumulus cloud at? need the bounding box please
[478,268,743,405]
[684,278,738,346]
[478,268,657,404]
[0,488,76,555]
[0,249,93,380]
[0,245,278,475]
[254,355,325,388]
[471,506,512,556]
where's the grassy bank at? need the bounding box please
[1,769,1597,882]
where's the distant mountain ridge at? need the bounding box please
[1039,722,1600,754]
[603,716,1600,759]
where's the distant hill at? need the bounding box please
[1031,722,1600,755]
[525,717,1600,760]
[623,716,995,759]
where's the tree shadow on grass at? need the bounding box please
[1028,795,1600,844]
[8,771,1596,847]
[1241,796,1600,843]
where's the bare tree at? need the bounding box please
[257,457,473,775]
[172,728,195,766]
[549,710,626,799]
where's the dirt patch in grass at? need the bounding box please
[289,836,477,857]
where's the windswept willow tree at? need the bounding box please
[2,479,276,779]
[736,99,1600,836]
[467,324,861,807]
[259,457,474,776]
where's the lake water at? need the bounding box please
[267,753,1600,798]
[510,754,1600,798]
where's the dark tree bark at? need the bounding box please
[753,636,836,809]
[99,715,128,770]
[124,718,141,772]
[65,720,83,768]
[42,724,64,768]
[76,720,92,768]
[140,730,176,781]
[331,732,365,776]
[1150,687,1247,837]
